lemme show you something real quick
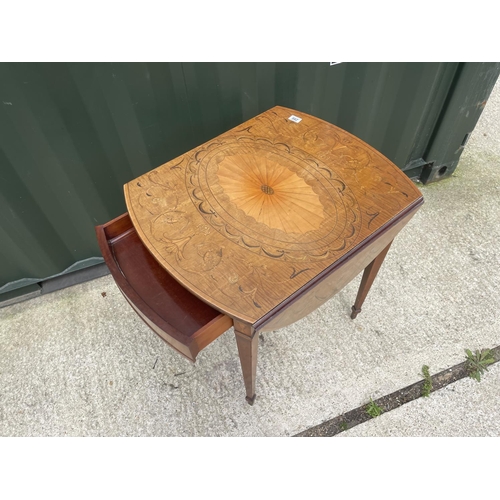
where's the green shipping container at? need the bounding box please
[1,62,499,304]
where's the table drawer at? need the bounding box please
[96,213,233,361]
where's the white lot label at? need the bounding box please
[288,115,302,123]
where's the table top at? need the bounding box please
[124,106,423,325]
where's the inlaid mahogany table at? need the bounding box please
[96,106,423,405]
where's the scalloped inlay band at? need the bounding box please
[186,136,361,261]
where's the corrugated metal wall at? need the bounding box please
[1,62,499,297]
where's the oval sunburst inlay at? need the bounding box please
[216,154,325,234]
[186,135,362,262]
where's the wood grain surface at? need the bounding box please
[125,106,423,325]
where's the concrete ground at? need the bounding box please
[1,81,499,437]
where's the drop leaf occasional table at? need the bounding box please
[96,106,423,405]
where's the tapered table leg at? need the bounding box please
[234,320,258,405]
[351,241,393,319]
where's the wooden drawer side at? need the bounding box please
[95,213,232,361]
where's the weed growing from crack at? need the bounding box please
[422,365,432,397]
[365,399,383,418]
[465,349,495,382]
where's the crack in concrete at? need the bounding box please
[295,345,500,437]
